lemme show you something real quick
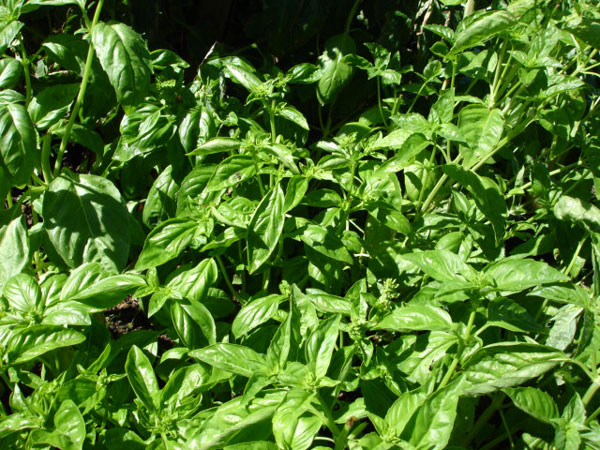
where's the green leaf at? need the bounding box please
[68,273,146,310]
[401,249,477,282]
[399,379,465,449]
[272,389,320,450]
[206,154,257,192]
[298,224,353,264]
[0,215,29,290]
[504,387,559,424]
[305,315,340,379]
[6,326,86,365]
[43,301,91,327]
[444,164,506,243]
[188,137,242,156]
[266,309,293,372]
[135,218,198,270]
[27,83,78,129]
[304,288,352,316]
[317,33,356,104]
[375,304,454,332]
[284,176,309,212]
[0,57,20,89]
[451,10,515,54]
[365,201,411,235]
[564,16,600,51]
[91,22,152,106]
[0,102,36,186]
[50,123,105,154]
[221,56,263,94]
[463,343,564,394]
[457,105,504,168]
[0,20,23,55]
[142,165,179,228]
[547,304,582,351]
[247,185,285,274]
[31,400,85,450]
[278,106,309,130]
[554,195,600,233]
[161,364,209,405]
[43,174,131,272]
[3,273,41,314]
[171,300,217,347]
[232,294,283,339]
[484,258,569,292]
[125,346,160,411]
[167,258,218,303]
[190,343,268,378]
[487,297,544,333]
[59,262,104,300]
[385,387,428,437]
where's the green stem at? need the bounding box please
[415,144,438,213]
[376,78,388,128]
[344,0,362,34]
[53,0,104,177]
[498,408,515,448]
[490,40,507,105]
[586,403,600,425]
[20,42,32,106]
[563,236,586,276]
[41,134,53,182]
[316,392,341,440]
[439,307,476,388]
[250,147,265,197]
[215,255,237,300]
[462,394,505,447]
[583,378,600,407]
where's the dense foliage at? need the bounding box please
[1,0,600,448]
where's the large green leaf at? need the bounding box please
[0,20,23,55]
[43,174,131,272]
[91,22,152,106]
[0,215,29,290]
[142,165,179,228]
[399,379,465,449]
[31,400,85,450]
[0,57,21,89]
[462,343,564,394]
[504,387,559,425]
[484,258,569,292]
[3,273,41,314]
[401,249,478,282]
[135,218,198,270]
[305,314,340,379]
[0,102,36,186]
[247,185,285,274]
[6,326,86,365]
[272,389,320,450]
[554,195,600,233]
[125,346,160,411]
[444,164,506,243]
[232,294,283,339]
[27,83,78,129]
[375,304,454,332]
[298,224,353,264]
[68,273,146,310]
[167,258,218,303]
[451,10,515,54]
[205,154,257,192]
[457,105,504,168]
[190,343,268,378]
[317,34,355,104]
